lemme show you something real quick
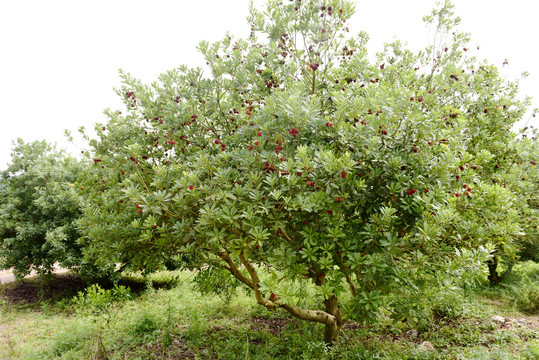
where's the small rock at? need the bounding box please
[518,319,526,324]
[491,315,506,323]
[406,329,418,338]
[419,341,434,350]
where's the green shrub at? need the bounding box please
[193,266,242,304]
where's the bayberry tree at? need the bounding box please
[76,0,536,343]
[0,140,84,279]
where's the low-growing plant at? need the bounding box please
[50,321,93,358]
[74,284,133,359]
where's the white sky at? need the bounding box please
[1,0,538,170]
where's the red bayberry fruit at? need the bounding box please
[249,145,254,151]
[189,185,194,190]
[455,192,461,197]
[254,141,260,146]
[214,139,220,144]
[484,109,488,114]
[257,132,262,137]
[341,172,347,178]
[418,97,424,102]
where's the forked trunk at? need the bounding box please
[488,255,514,286]
[323,295,344,345]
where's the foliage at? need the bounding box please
[73,283,133,359]
[76,0,537,343]
[192,266,243,303]
[0,139,84,279]
[74,283,133,324]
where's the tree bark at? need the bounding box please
[221,251,344,345]
[323,295,344,345]
[488,255,514,286]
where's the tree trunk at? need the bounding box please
[323,295,344,345]
[488,255,514,286]
[487,256,501,285]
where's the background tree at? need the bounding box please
[77,0,536,344]
[0,139,84,279]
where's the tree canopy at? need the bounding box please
[74,0,537,343]
[0,139,84,279]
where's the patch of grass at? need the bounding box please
[1,267,538,359]
[476,261,539,315]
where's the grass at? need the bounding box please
[0,264,538,360]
